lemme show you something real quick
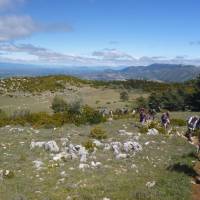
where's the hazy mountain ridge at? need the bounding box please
[83,64,200,82]
[0,63,199,82]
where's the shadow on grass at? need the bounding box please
[167,163,198,177]
[182,151,198,159]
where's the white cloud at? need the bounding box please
[0,0,25,10]
[0,15,72,42]
[0,15,38,41]
[92,49,135,60]
[0,43,200,67]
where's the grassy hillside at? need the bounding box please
[0,119,196,200]
[0,75,199,200]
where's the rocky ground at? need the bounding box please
[0,119,198,200]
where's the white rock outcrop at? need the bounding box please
[123,141,142,153]
[30,141,46,149]
[30,140,59,153]
[147,128,159,136]
[79,163,90,170]
[44,141,60,153]
[68,144,88,162]
[33,160,44,170]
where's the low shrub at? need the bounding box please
[81,106,106,124]
[0,105,105,128]
[90,126,107,140]
[83,139,96,152]
[139,121,167,134]
[171,118,186,127]
[120,91,129,101]
[156,126,167,134]
[138,125,148,134]
[3,170,15,179]
[68,99,82,115]
[51,96,68,113]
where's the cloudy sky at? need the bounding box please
[0,0,200,67]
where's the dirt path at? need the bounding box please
[191,137,200,200]
[192,161,200,200]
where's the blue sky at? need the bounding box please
[0,0,200,66]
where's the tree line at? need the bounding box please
[138,75,200,111]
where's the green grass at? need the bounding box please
[0,76,199,200]
[0,119,196,200]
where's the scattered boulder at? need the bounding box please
[33,160,44,170]
[79,163,90,170]
[116,153,128,159]
[44,141,60,153]
[147,128,159,136]
[30,141,46,149]
[146,181,156,188]
[104,143,111,151]
[2,170,15,179]
[111,142,122,155]
[118,130,133,136]
[53,152,70,161]
[91,161,102,168]
[123,141,142,153]
[93,139,104,147]
[68,144,88,162]
[60,138,69,147]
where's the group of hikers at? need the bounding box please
[99,106,199,154]
[139,107,200,155]
[139,107,170,128]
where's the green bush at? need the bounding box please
[139,121,167,134]
[120,91,129,101]
[51,96,68,113]
[138,125,148,134]
[0,104,105,128]
[83,139,96,152]
[81,106,106,124]
[90,126,107,140]
[68,99,82,115]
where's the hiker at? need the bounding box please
[161,111,170,129]
[186,116,200,142]
[148,108,157,120]
[139,108,147,124]
[186,116,200,156]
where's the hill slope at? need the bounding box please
[83,64,200,82]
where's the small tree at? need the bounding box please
[51,96,68,113]
[68,99,82,115]
[120,91,129,101]
[188,75,200,111]
[136,96,148,109]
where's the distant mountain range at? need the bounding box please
[0,62,199,82]
[81,64,200,82]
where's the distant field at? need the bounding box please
[0,85,148,115]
